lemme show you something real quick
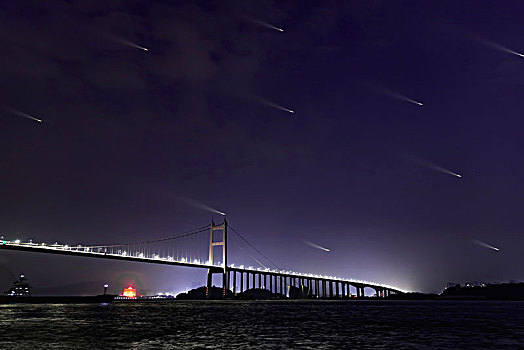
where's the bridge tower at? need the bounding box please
[206,219,228,298]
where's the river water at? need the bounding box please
[0,300,523,349]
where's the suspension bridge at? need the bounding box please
[0,220,405,298]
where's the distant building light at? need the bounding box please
[122,286,137,298]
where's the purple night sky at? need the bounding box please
[1,1,523,295]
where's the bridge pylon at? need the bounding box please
[206,219,227,298]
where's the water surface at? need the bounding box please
[0,300,522,349]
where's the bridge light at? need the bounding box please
[14,239,20,244]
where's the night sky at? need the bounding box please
[1,1,523,295]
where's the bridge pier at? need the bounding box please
[240,272,244,294]
[206,266,227,298]
[223,270,227,297]
[233,271,237,295]
[206,270,212,297]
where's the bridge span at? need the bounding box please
[0,220,405,298]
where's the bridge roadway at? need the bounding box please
[0,240,403,298]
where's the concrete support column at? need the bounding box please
[270,275,273,293]
[240,272,243,293]
[233,271,237,294]
[206,270,213,297]
[223,270,228,297]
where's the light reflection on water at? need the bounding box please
[0,300,523,349]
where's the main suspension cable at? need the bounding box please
[229,226,281,270]
[88,225,210,248]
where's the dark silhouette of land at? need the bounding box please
[176,282,524,301]
[438,282,524,300]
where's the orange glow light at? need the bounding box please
[122,286,137,298]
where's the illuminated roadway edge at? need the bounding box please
[0,241,407,293]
